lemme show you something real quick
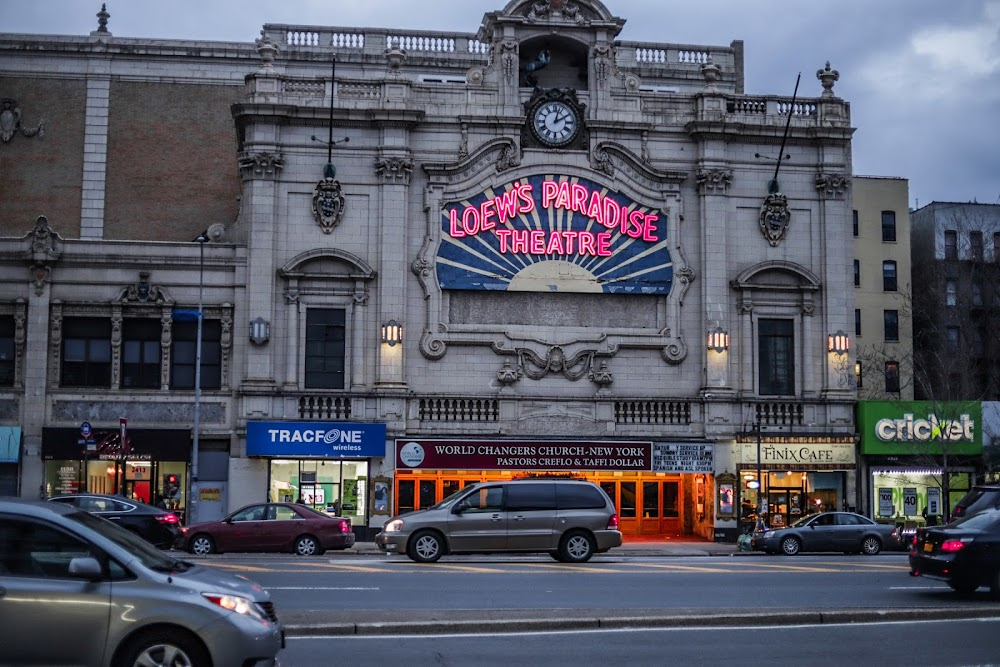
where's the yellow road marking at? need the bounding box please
[629,562,744,573]
[198,562,271,573]
[716,561,841,573]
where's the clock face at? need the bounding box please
[532,100,578,146]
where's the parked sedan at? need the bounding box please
[909,509,1000,595]
[177,502,356,556]
[48,493,181,548]
[753,511,901,555]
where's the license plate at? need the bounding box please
[923,542,933,552]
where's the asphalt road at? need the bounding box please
[191,552,1000,617]
[278,617,1000,667]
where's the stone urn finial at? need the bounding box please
[816,61,840,97]
[255,30,279,71]
[385,37,406,76]
[701,57,721,92]
[96,3,110,33]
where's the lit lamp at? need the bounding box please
[249,317,270,345]
[707,326,729,353]
[381,320,402,347]
[828,330,849,356]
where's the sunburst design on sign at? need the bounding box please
[437,174,672,294]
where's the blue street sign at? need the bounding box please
[171,308,201,321]
[80,421,92,437]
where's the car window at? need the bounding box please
[556,483,607,510]
[109,499,134,512]
[65,511,185,573]
[952,510,1000,530]
[836,514,861,526]
[272,505,302,521]
[462,486,504,512]
[0,518,93,579]
[232,505,267,522]
[506,483,556,511]
[812,514,836,526]
[48,497,78,506]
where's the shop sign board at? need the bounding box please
[652,443,713,473]
[737,441,855,468]
[395,439,651,471]
[247,421,386,458]
[438,174,672,295]
[857,401,982,455]
[878,488,894,517]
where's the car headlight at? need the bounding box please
[763,531,775,538]
[202,593,267,623]
[384,519,404,533]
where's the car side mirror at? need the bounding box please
[452,500,471,514]
[68,556,103,580]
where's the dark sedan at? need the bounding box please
[752,511,901,555]
[47,493,182,548]
[176,502,355,556]
[909,509,1000,595]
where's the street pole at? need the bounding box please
[190,232,207,525]
[755,419,766,532]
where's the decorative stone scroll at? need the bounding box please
[696,168,733,194]
[312,177,346,233]
[815,173,851,199]
[759,193,791,247]
[374,156,413,184]
[1,99,45,144]
[238,151,283,179]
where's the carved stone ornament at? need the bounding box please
[385,38,407,76]
[759,193,791,247]
[119,271,168,303]
[816,61,840,97]
[312,177,346,233]
[1,98,45,143]
[696,168,733,194]
[255,31,279,71]
[815,173,851,199]
[495,143,520,173]
[238,151,283,179]
[513,345,608,382]
[588,360,613,387]
[374,156,413,184]
[527,0,584,24]
[592,44,612,83]
[496,361,522,385]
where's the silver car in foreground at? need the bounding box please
[375,479,622,563]
[0,497,284,666]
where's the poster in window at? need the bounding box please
[927,487,941,516]
[719,483,734,516]
[878,488,894,517]
[373,479,389,513]
[903,488,918,516]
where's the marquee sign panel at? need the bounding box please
[437,174,673,294]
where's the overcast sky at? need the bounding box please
[3,0,998,209]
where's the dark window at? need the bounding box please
[946,279,957,306]
[0,315,14,387]
[972,279,984,306]
[854,309,861,336]
[881,211,896,242]
[947,326,960,350]
[883,310,899,341]
[855,361,862,388]
[305,308,346,389]
[994,232,1000,262]
[852,210,858,237]
[853,260,860,287]
[663,481,679,518]
[970,231,983,261]
[556,483,607,510]
[122,319,161,389]
[759,318,794,395]
[944,230,957,260]
[643,482,659,518]
[882,261,897,291]
[619,482,636,518]
[463,486,504,512]
[170,320,221,390]
[0,518,92,579]
[506,483,556,511]
[61,317,111,387]
[885,361,900,393]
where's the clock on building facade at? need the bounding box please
[523,88,586,150]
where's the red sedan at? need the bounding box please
[176,502,355,555]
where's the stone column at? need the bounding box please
[816,172,853,399]
[282,286,299,388]
[696,164,734,395]
[374,154,412,387]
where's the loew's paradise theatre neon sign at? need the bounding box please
[437,175,673,294]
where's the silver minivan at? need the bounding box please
[0,498,284,666]
[375,479,622,563]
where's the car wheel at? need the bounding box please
[860,536,882,555]
[114,628,209,667]
[188,534,215,555]
[559,530,595,563]
[294,535,324,556]
[780,536,801,556]
[550,551,565,562]
[407,530,444,563]
[948,578,979,595]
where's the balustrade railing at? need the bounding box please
[615,400,692,425]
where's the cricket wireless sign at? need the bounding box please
[396,440,652,471]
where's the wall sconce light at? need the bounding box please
[828,330,849,356]
[707,326,730,353]
[381,320,402,347]
[249,317,270,345]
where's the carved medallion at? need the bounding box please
[759,193,791,247]
[312,177,346,233]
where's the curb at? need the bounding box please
[282,607,1000,637]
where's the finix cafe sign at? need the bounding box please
[437,174,673,294]
[857,401,983,456]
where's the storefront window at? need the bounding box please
[872,469,971,522]
[268,459,369,525]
